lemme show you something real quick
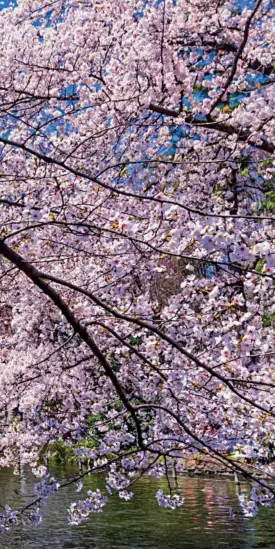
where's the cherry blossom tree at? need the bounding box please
[0,0,274,528]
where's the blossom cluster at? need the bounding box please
[238,483,274,518]
[68,490,108,526]
[156,490,185,510]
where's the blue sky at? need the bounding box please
[0,0,16,8]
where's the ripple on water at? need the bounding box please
[0,468,274,549]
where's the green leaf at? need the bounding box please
[263,313,275,328]
[255,258,265,273]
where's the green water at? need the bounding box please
[0,466,275,549]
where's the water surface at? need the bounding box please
[0,466,275,549]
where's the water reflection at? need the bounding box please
[0,466,274,549]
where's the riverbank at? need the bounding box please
[46,441,273,482]
[179,455,274,481]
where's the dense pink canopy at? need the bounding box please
[0,0,274,528]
